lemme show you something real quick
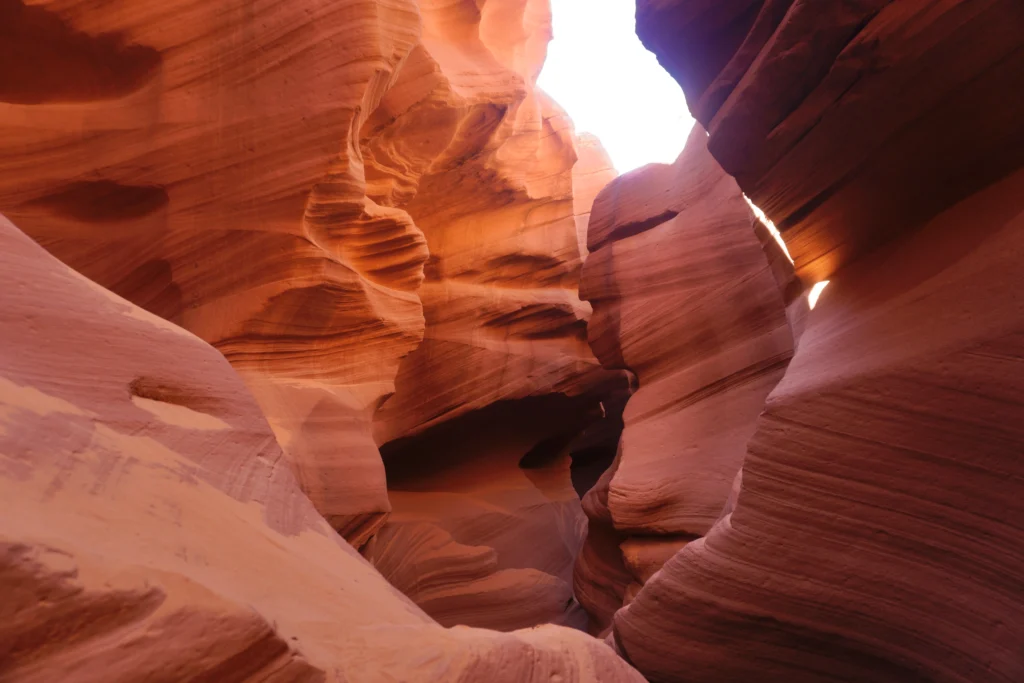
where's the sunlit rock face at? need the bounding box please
[613,1,1024,680]
[0,213,646,683]
[575,125,793,633]
[0,0,624,632]
[0,0,619,549]
[364,0,626,631]
[0,0,428,546]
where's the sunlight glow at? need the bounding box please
[808,281,831,310]
[743,194,794,264]
[538,0,694,173]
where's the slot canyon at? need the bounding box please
[0,0,1021,681]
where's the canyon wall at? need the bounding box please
[0,0,428,547]
[0,213,644,683]
[363,0,625,631]
[607,1,1024,681]
[0,0,623,631]
[575,124,793,632]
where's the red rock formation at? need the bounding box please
[365,395,597,631]
[0,0,624,633]
[609,1,1024,680]
[0,0,429,546]
[0,213,645,683]
[575,125,793,632]
[636,0,1024,282]
[352,0,625,631]
[370,1,618,445]
[0,0,621,577]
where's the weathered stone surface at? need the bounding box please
[365,396,598,632]
[0,213,645,683]
[615,167,1024,683]
[610,1,1024,680]
[0,4,623,637]
[355,0,625,631]
[0,0,430,545]
[576,125,793,631]
[638,0,1024,282]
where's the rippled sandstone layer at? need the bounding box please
[610,1,1024,680]
[0,213,645,683]
[0,0,626,633]
[575,124,793,633]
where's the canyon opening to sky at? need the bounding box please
[538,0,693,173]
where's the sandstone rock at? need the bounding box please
[0,4,623,623]
[615,166,1024,683]
[365,395,600,632]
[358,0,625,630]
[610,1,1024,680]
[0,0,429,545]
[575,125,793,630]
[573,132,619,259]
[0,213,644,683]
[638,0,1024,282]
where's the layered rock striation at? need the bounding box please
[0,0,624,633]
[363,0,625,630]
[0,213,646,682]
[0,0,429,546]
[607,1,1024,681]
[636,0,1024,282]
[575,125,793,632]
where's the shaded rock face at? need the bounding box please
[575,125,794,633]
[636,0,1024,283]
[603,1,1024,681]
[0,0,624,633]
[365,395,597,632]
[0,214,646,683]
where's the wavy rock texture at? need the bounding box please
[636,0,1024,282]
[609,1,1024,680]
[0,213,645,683]
[370,0,619,445]
[616,166,1024,683]
[0,1,623,601]
[0,0,624,631]
[575,125,793,632]
[0,0,430,546]
[365,395,599,631]
[355,0,625,631]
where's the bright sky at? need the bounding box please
[537,0,694,174]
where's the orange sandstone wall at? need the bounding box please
[0,212,645,683]
[576,125,793,632]
[363,0,626,631]
[0,0,428,546]
[608,1,1024,680]
[0,0,623,632]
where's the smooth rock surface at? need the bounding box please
[0,213,645,683]
[366,396,598,632]
[576,125,793,631]
[359,0,625,630]
[611,1,1024,679]
[615,166,1024,683]
[0,0,429,545]
[637,0,1024,282]
[0,1,623,607]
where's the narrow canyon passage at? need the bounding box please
[1,0,1023,681]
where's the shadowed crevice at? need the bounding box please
[0,0,161,104]
[26,181,169,223]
